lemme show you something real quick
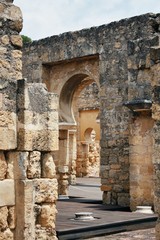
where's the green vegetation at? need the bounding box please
[21,35,32,44]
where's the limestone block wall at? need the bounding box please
[17,79,59,151]
[151,45,160,240]
[15,80,59,240]
[75,82,100,111]
[0,80,59,240]
[0,1,22,239]
[22,13,160,208]
[0,1,59,239]
[125,22,160,211]
[129,114,154,211]
[0,0,22,150]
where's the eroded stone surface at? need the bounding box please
[0,180,15,206]
[34,179,58,203]
[27,151,41,179]
[0,206,8,230]
[37,204,57,228]
[0,151,7,179]
[0,228,14,240]
[42,153,56,179]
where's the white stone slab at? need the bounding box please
[0,179,15,206]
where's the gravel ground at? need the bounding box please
[103,228,155,240]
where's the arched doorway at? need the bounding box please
[58,76,100,196]
[42,56,100,197]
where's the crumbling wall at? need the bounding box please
[125,28,160,211]
[15,80,59,240]
[0,1,59,239]
[0,1,22,239]
[22,13,160,209]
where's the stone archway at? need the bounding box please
[42,56,100,196]
[57,75,100,196]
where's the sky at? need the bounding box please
[14,0,160,41]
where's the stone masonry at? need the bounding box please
[22,12,160,239]
[1,0,160,239]
[0,1,59,240]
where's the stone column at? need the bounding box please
[68,130,77,184]
[58,129,70,196]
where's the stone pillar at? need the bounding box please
[77,142,89,177]
[68,130,77,184]
[15,80,59,240]
[100,99,130,206]
[129,112,154,211]
[58,129,70,196]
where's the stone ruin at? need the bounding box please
[0,0,160,239]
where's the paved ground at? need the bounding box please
[56,177,157,240]
[91,228,155,240]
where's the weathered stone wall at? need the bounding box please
[129,113,154,211]
[3,0,160,239]
[22,13,160,209]
[76,82,100,111]
[0,1,59,239]
[15,80,59,240]
[0,1,22,239]
[151,45,160,240]
[124,16,160,213]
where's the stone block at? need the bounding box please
[6,152,14,179]
[0,228,13,240]
[17,129,33,151]
[1,35,9,45]
[2,4,23,33]
[17,80,59,151]
[15,180,35,240]
[34,179,58,203]
[37,204,57,228]
[0,206,8,229]
[8,206,15,230]
[33,130,59,151]
[0,151,7,180]
[13,151,28,180]
[35,226,58,240]
[0,180,15,206]
[42,153,56,179]
[48,93,58,110]
[0,79,17,150]
[152,103,160,121]
[0,128,16,150]
[27,151,41,179]
[0,111,17,150]
[10,35,22,48]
